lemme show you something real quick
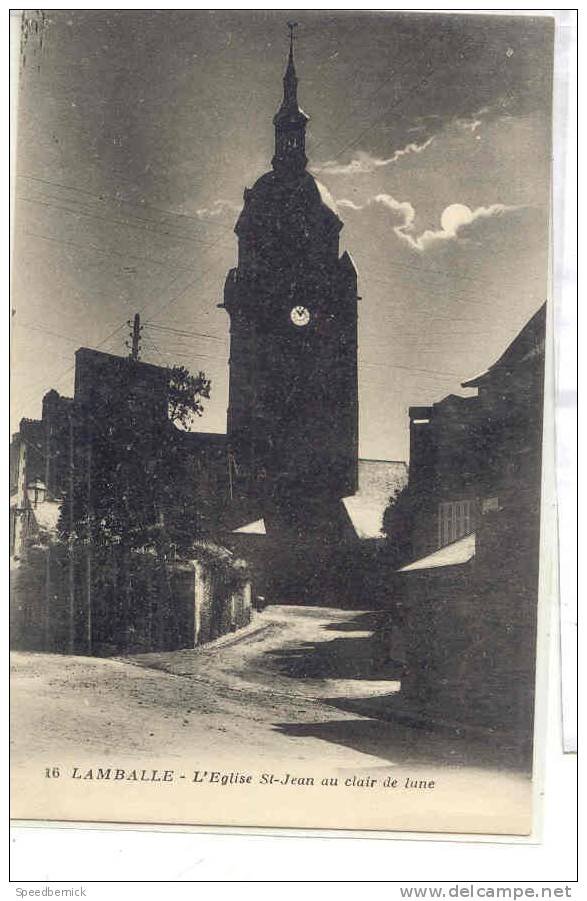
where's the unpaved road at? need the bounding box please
[11,606,533,833]
[11,607,406,768]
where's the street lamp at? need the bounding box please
[26,478,47,509]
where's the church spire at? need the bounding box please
[272,22,309,176]
[283,22,299,108]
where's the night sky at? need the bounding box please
[11,10,553,460]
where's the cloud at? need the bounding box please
[338,194,524,252]
[312,106,499,180]
[456,117,482,133]
[398,202,524,251]
[195,199,241,220]
[454,106,491,134]
[312,138,434,177]
[336,198,366,212]
[337,194,415,220]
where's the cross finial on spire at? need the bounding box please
[287,21,298,55]
[280,21,301,108]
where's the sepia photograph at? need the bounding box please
[10,9,554,836]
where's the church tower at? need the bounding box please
[223,26,359,536]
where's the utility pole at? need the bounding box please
[68,407,75,654]
[228,451,234,501]
[126,313,142,361]
[86,441,92,655]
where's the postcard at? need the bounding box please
[10,9,555,836]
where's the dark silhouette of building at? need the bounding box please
[10,390,73,501]
[11,38,387,608]
[403,303,546,563]
[222,31,359,539]
[10,347,230,558]
[382,305,546,753]
[10,389,73,556]
[73,346,169,421]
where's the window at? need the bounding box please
[438,500,474,548]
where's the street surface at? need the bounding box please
[11,606,533,834]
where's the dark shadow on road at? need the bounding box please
[274,715,532,773]
[265,638,403,681]
[263,610,404,682]
[266,610,532,773]
[320,612,386,632]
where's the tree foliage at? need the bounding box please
[167,365,211,429]
[381,483,414,567]
[58,363,220,556]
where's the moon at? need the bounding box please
[441,203,473,235]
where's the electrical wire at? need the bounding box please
[18,172,238,235]
[17,194,234,250]
[23,230,201,274]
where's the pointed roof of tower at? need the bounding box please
[274,22,309,125]
[234,21,343,236]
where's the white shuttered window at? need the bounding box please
[438,500,473,548]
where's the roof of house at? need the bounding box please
[399,532,476,572]
[74,346,169,378]
[26,478,46,490]
[233,518,267,535]
[73,347,170,406]
[462,303,546,389]
[229,460,408,540]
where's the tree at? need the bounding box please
[167,365,211,430]
[381,483,414,567]
[57,362,218,557]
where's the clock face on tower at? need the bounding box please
[290,305,310,327]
